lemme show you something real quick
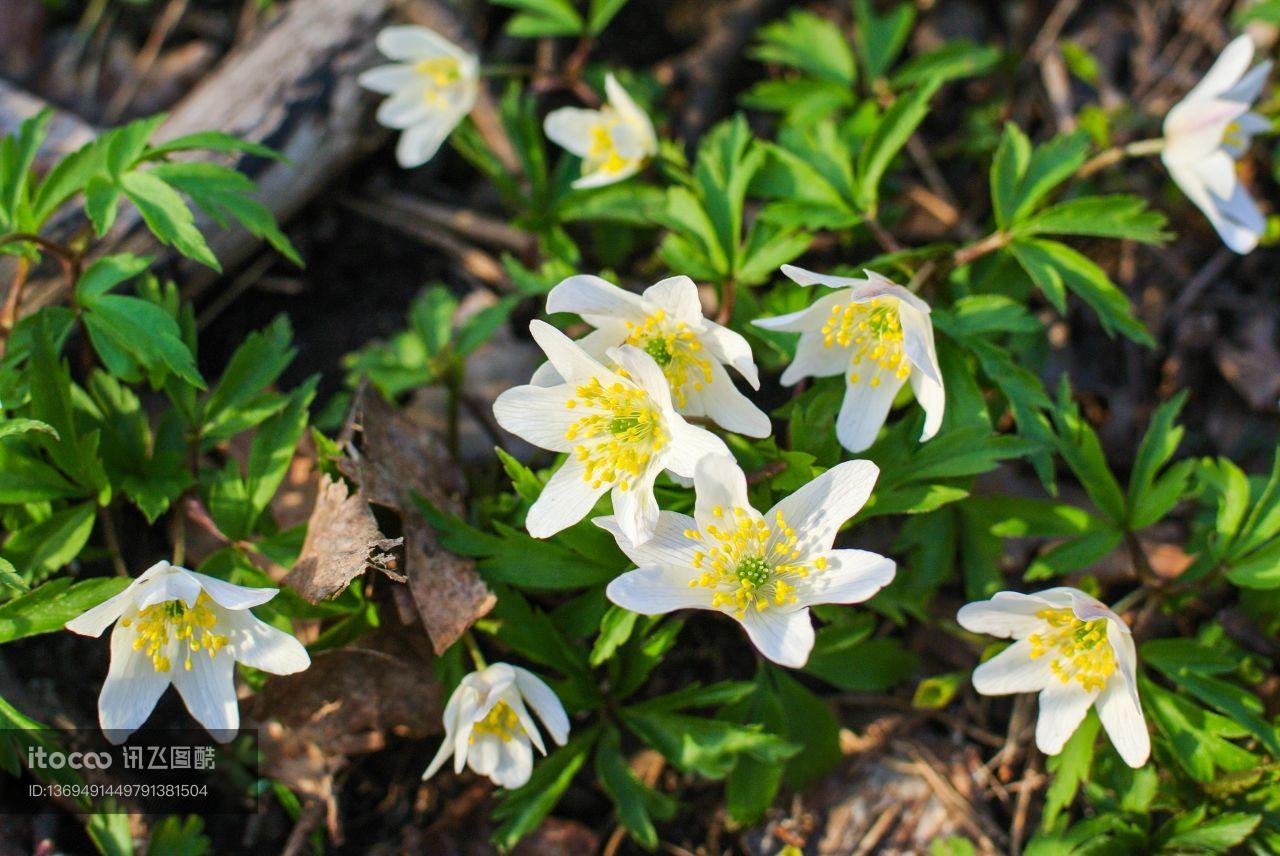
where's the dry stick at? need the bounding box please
[1170,247,1233,316]
[1009,762,1044,856]
[364,190,535,254]
[1026,0,1082,64]
[852,800,903,856]
[900,740,1005,852]
[105,0,191,121]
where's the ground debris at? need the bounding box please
[282,475,400,602]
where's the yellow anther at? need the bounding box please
[130,593,227,674]
[469,700,525,744]
[1029,608,1117,693]
[562,377,665,490]
[824,297,909,386]
[623,311,713,407]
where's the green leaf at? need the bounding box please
[853,0,916,79]
[245,377,315,520]
[1020,195,1170,244]
[144,130,285,162]
[594,727,674,849]
[1041,710,1099,827]
[913,671,965,709]
[1050,380,1127,523]
[805,630,917,692]
[3,502,96,578]
[82,294,205,388]
[1126,391,1188,522]
[855,77,941,213]
[105,114,167,177]
[491,730,597,850]
[120,170,219,269]
[1146,662,1280,757]
[201,315,297,439]
[1158,809,1261,852]
[493,0,584,37]
[0,110,50,227]
[620,709,798,779]
[0,576,131,643]
[991,123,1032,231]
[75,254,153,301]
[84,174,121,235]
[0,418,57,441]
[751,10,856,85]
[891,41,1001,87]
[0,557,26,593]
[590,605,639,667]
[587,0,629,34]
[0,441,81,502]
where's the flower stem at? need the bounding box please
[1109,586,1150,616]
[952,231,1009,267]
[462,630,488,671]
[1078,138,1166,178]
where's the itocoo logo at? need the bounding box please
[27,746,112,770]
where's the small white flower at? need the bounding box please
[358,25,480,168]
[65,561,310,744]
[957,587,1150,768]
[753,265,944,454]
[494,320,730,544]
[1162,34,1271,254]
[423,663,569,789]
[602,455,895,668]
[533,274,770,437]
[544,74,658,188]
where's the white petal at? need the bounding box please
[219,610,310,674]
[835,369,906,453]
[421,737,454,780]
[957,591,1055,637]
[1222,58,1272,106]
[491,735,534,788]
[604,74,656,156]
[423,684,465,779]
[451,687,482,773]
[768,459,879,555]
[971,639,1054,694]
[1163,99,1246,164]
[527,320,616,386]
[606,565,709,614]
[573,158,643,189]
[511,666,570,746]
[396,115,457,168]
[795,549,895,607]
[358,64,417,95]
[544,108,603,158]
[658,419,730,480]
[595,511,700,569]
[186,568,277,610]
[1182,34,1255,105]
[693,454,753,531]
[780,264,864,290]
[171,651,239,743]
[682,360,772,437]
[752,289,851,335]
[739,608,815,668]
[132,566,204,610]
[608,345,675,411]
[377,86,434,130]
[609,466,660,545]
[1096,673,1150,767]
[909,366,946,442]
[468,731,502,777]
[525,456,608,538]
[780,332,849,386]
[66,577,143,637]
[546,274,649,323]
[862,271,932,315]
[99,625,171,744]
[1035,681,1098,756]
[700,321,760,388]
[641,275,703,322]
[491,384,576,452]
[377,26,470,63]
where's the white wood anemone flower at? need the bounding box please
[753,265,944,454]
[601,455,895,668]
[493,320,730,544]
[957,587,1149,768]
[1162,34,1272,254]
[65,561,310,744]
[422,662,569,789]
[543,74,658,188]
[358,26,480,168]
[531,274,771,437]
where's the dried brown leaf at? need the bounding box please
[283,475,398,602]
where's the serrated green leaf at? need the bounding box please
[751,10,856,85]
[0,576,131,643]
[120,170,219,269]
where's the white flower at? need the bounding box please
[544,74,658,188]
[532,274,771,437]
[602,455,895,668]
[358,26,480,168]
[494,320,730,544]
[422,663,569,789]
[65,561,310,744]
[753,265,944,454]
[1162,34,1271,254]
[957,587,1149,768]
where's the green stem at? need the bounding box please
[1079,138,1166,178]
[462,630,488,671]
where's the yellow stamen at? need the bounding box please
[688,508,824,619]
[622,309,712,408]
[1028,608,1117,693]
[130,593,227,674]
[822,297,912,384]
[563,377,667,490]
[469,700,525,744]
